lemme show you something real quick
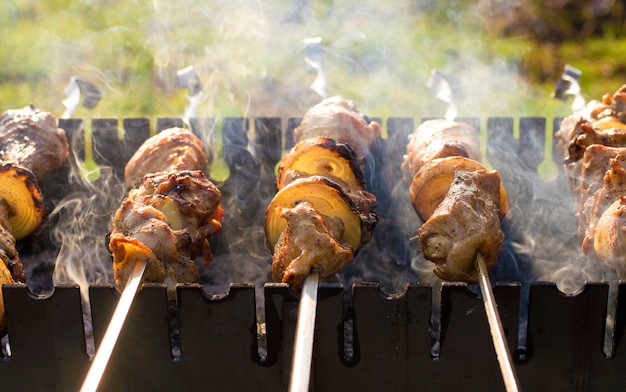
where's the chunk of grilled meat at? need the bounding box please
[594,197,626,274]
[265,176,377,290]
[401,119,481,182]
[110,170,223,298]
[0,260,12,337]
[0,105,69,179]
[409,156,508,222]
[125,127,209,188]
[272,202,353,289]
[581,154,626,257]
[556,84,626,161]
[418,170,504,282]
[294,96,381,159]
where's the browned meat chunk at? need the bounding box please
[581,156,626,256]
[401,119,507,282]
[271,202,353,289]
[0,105,69,179]
[110,170,223,296]
[294,96,381,159]
[418,170,504,283]
[125,127,209,188]
[594,197,626,274]
[401,119,481,181]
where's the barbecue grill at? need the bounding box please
[0,115,622,392]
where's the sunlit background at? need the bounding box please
[1,0,623,294]
[1,0,624,121]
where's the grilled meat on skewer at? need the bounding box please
[110,170,223,295]
[125,127,209,188]
[110,128,223,299]
[272,201,353,289]
[555,86,626,268]
[404,119,507,282]
[401,119,481,182]
[0,106,69,179]
[0,106,69,335]
[418,170,504,282]
[294,95,381,159]
[594,197,626,274]
[266,96,378,291]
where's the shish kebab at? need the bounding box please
[0,106,69,337]
[554,84,626,276]
[81,127,223,392]
[264,96,379,392]
[402,119,519,391]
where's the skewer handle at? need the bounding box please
[80,259,147,392]
[476,253,520,392]
[289,271,320,392]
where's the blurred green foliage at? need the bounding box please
[0,0,623,123]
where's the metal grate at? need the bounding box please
[0,116,623,392]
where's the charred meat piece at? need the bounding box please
[556,84,626,165]
[294,96,381,159]
[0,105,69,335]
[110,170,223,297]
[125,127,209,188]
[418,170,505,282]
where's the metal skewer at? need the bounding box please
[80,259,147,392]
[476,252,520,392]
[289,270,320,392]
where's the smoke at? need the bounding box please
[51,128,126,296]
[1,0,598,295]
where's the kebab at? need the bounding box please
[265,96,379,290]
[81,127,223,392]
[111,126,223,297]
[402,119,508,281]
[554,84,626,275]
[402,119,518,391]
[264,96,379,391]
[0,106,69,336]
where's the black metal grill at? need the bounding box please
[0,116,623,392]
